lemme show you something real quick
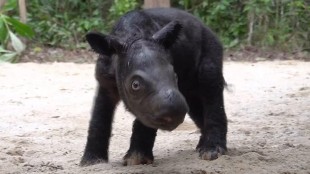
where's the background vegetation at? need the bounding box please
[26,0,141,48]
[0,0,34,62]
[175,0,310,51]
[0,0,309,62]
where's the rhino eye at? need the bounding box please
[131,80,141,91]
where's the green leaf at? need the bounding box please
[0,52,17,63]
[0,18,8,44]
[5,17,35,38]
[2,0,18,12]
[226,39,240,49]
[8,31,25,53]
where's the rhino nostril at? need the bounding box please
[156,116,172,124]
[162,117,172,123]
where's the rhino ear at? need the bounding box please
[152,21,182,49]
[86,32,123,55]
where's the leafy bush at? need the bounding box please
[109,0,140,20]
[26,0,139,48]
[244,0,309,51]
[4,0,308,53]
[26,0,107,48]
[0,0,34,62]
[175,0,309,51]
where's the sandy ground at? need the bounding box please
[0,61,309,174]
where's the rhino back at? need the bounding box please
[111,8,223,92]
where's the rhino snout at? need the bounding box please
[153,89,189,130]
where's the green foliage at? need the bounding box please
[4,0,307,53]
[109,0,140,19]
[26,0,139,48]
[175,0,309,51]
[174,0,246,47]
[27,0,108,48]
[0,0,34,62]
[243,0,310,50]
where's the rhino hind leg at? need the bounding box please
[188,54,228,160]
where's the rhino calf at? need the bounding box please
[81,8,227,166]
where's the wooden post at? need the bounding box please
[18,0,27,23]
[18,0,27,44]
[144,0,170,9]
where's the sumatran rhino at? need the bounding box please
[80,8,227,166]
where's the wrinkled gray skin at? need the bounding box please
[88,18,190,130]
[116,39,189,130]
[81,8,227,166]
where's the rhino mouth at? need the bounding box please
[137,113,185,131]
[152,120,183,131]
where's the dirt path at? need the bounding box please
[0,61,309,174]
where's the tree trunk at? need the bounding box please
[144,0,170,9]
[18,0,27,23]
[18,0,27,44]
[247,11,254,46]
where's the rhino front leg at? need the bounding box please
[123,119,157,165]
[80,86,119,166]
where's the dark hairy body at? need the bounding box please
[81,8,227,166]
